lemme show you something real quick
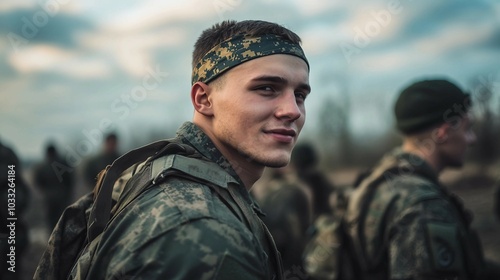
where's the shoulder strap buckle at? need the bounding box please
[151,154,237,188]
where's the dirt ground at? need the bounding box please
[17,163,500,279]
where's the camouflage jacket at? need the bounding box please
[37,122,283,280]
[345,148,487,280]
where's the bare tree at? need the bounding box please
[468,73,500,164]
[316,72,352,168]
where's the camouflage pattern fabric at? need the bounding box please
[33,192,94,280]
[191,34,309,85]
[302,214,343,280]
[345,148,490,280]
[46,122,282,279]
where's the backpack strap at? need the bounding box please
[151,153,238,188]
[87,139,173,242]
[87,139,241,243]
[84,139,286,279]
[110,153,240,224]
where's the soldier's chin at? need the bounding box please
[262,157,290,168]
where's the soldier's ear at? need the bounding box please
[191,82,213,116]
[435,122,450,143]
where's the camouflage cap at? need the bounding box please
[191,33,309,85]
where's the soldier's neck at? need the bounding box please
[401,140,444,175]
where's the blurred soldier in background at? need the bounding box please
[34,143,75,231]
[253,165,312,275]
[253,142,335,276]
[0,140,30,280]
[83,133,120,190]
[291,143,335,221]
[345,79,500,279]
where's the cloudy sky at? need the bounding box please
[1,0,499,161]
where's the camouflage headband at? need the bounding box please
[192,33,309,85]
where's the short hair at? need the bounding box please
[192,20,302,75]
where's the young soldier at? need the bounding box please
[35,20,310,279]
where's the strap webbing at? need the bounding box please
[151,154,237,188]
[87,140,240,243]
[87,140,171,241]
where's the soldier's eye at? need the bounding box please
[295,92,307,102]
[259,86,274,91]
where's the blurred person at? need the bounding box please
[0,140,30,280]
[83,133,120,189]
[33,143,75,231]
[252,143,334,276]
[287,143,339,280]
[252,165,313,275]
[344,79,500,279]
[291,142,335,220]
[35,19,311,279]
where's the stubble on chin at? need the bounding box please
[256,152,291,168]
[235,146,291,168]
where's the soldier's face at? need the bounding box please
[440,114,476,167]
[208,54,310,169]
